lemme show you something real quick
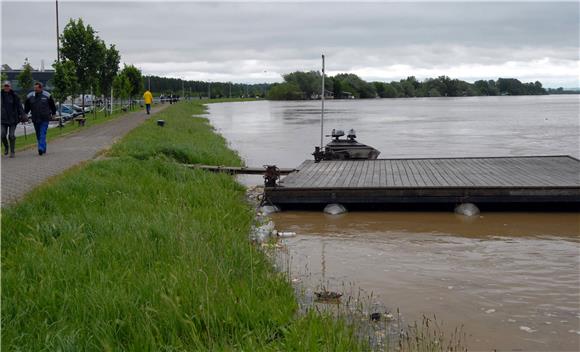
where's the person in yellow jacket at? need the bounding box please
[143,90,153,115]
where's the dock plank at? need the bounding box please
[268,156,580,204]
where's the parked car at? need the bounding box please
[56,104,82,120]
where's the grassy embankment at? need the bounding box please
[2,99,364,351]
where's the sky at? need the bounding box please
[1,0,579,87]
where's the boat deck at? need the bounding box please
[264,156,580,205]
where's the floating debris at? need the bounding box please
[250,221,276,243]
[485,309,496,314]
[314,290,343,303]
[278,231,296,238]
[519,326,537,333]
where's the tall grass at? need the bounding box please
[109,100,242,166]
[1,100,364,351]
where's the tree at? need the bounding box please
[17,63,34,101]
[382,83,398,98]
[113,73,131,109]
[60,18,106,110]
[283,71,321,98]
[267,82,303,100]
[98,45,120,115]
[428,88,441,97]
[120,65,142,109]
[52,60,79,113]
[0,71,7,82]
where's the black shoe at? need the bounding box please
[38,150,44,155]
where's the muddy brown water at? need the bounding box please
[208,96,580,351]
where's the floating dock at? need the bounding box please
[264,156,580,205]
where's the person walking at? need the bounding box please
[1,81,24,158]
[24,82,56,155]
[143,89,153,115]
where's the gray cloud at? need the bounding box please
[2,1,579,87]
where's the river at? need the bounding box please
[207,95,580,351]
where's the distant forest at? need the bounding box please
[267,71,550,100]
[144,75,269,98]
[145,72,575,100]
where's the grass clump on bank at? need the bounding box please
[2,99,364,351]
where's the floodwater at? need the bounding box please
[207,96,580,351]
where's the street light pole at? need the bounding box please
[56,0,60,62]
[320,54,325,149]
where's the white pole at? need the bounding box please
[320,54,325,149]
[110,87,113,115]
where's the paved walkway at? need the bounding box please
[1,104,169,206]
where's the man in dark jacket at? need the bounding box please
[1,81,24,158]
[24,82,56,155]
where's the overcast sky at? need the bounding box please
[1,1,579,87]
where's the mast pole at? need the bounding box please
[320,54,325,149]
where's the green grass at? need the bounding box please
[1,100,364,351]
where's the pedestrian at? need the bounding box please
[143,89,153,115]
[1,81,24,158]
[24,82,56,155]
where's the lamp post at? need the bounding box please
[56,0,60,62]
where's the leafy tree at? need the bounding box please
[0,71,7,82]
[98,45,120,114]
[401,80,416,97]
[120,65,142,109]
[17,63,34,101]
[113,73,131,108]
[428,88,441,97]
[334,73,376,98]
[267,82,303,100]
[382,83,398,98]
[52,60,79,112]
[60,18,106,109]
[283,71,321,98]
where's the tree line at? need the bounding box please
[3,18,145,114]
[267,71,551,100]
[143,75,270,99]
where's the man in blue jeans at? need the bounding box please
[24,82,56,155]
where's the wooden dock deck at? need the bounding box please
[264,156,580,205]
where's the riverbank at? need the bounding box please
[1,99,364,350]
